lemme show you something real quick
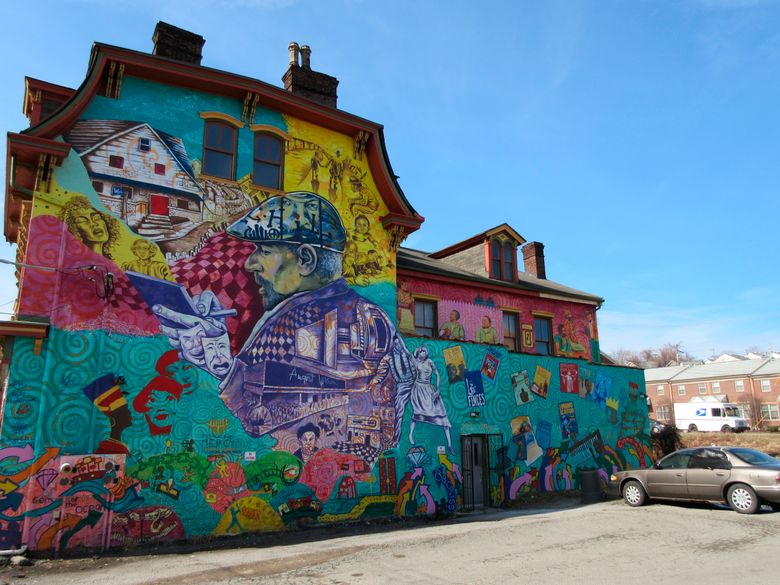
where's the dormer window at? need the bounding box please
[138,137,151,152]
[489,237,517,282]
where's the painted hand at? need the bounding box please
[153,291,234,370]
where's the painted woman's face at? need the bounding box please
[166,361,198,388]
[72,208,109,244]
[147,389,177,428]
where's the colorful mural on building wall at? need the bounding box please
[397,276,600,361]
[1,75,646,554]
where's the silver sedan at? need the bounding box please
[610,446,780,514]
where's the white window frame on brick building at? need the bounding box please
[712,381,721,394]
[677,384,686,396]
[760,403,779,420]
[761,379,771,393]
[656,384,664,395]
[735,379,744,392]
[698,383,707,394]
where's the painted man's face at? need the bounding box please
[245,243,303,310]
[355,217,369,234]
[202,334,232,378]
[72,208,109,244]
[299,431,318,456]
[482,316,490,328]
[450,311,459,322]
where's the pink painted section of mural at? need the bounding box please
[399,276,598,360]
[18,215,159,335]
[437,300,502,344]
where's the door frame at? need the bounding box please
[461,433,504,510]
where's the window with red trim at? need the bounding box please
[154,163,166,175]
[109,155,124,169]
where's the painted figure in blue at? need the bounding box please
[154,192,399,458]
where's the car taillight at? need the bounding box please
[775,474,780,483]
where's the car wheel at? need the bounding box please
[622,480,648,507]
[721,425,733,433]
[727,483,760,514]
[688,424,698,432]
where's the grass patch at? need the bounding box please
[681,432,780,457]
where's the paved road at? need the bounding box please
[7,498,780,585]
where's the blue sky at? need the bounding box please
[1,0,779,358]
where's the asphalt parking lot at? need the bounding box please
[6,496,780,585]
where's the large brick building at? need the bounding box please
[646,358,780,428]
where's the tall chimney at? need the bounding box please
[282,43,338,108]
[522,242,546,279]
[152,22,205,65]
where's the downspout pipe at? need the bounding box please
[0,544,28,557]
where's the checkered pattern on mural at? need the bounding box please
[171,232,263,353]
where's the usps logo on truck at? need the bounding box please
[696,408,706,416]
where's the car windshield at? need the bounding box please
[728,448,780,466]
[724,406,740,417]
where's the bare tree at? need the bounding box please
[611,348,641,365]
[608,343,694,367]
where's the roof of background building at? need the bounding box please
[645,358,777,382]
[397,247,603,305]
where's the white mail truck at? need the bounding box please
[673,402,749,433]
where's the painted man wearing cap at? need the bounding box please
[154,192,398,455]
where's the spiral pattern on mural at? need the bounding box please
[123,340,166,374]
[50,330,98,364]
[48,398,95,453]
[13,340,46,379]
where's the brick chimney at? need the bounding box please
[152,22,205,65]
[282,42,339,108]
[522,242,546,279]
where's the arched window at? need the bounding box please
[253,133,284,190]
[490,239,501,279]
[202,121,236,180]
[489,237,517,282]
[503,241,516,281]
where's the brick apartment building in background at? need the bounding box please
[646,358,780,428]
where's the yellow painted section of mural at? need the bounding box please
[318,495,397,522]
[31,179,173,280]
[213,496,285,535]
[283,115,395,286]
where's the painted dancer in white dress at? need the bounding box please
[409,345,452,448]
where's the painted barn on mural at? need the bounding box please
[0,23,649,554]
